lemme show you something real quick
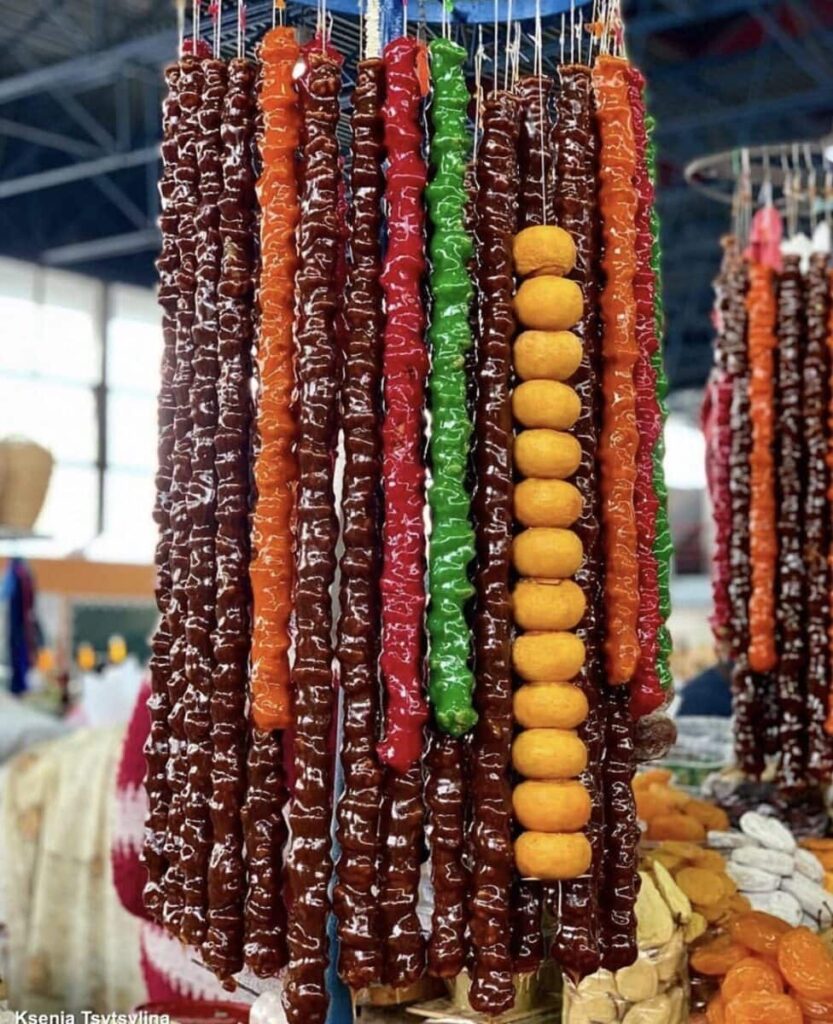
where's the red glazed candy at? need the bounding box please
[377,35,430,773]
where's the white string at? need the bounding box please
[474,25,484,157]
[365,0,380,58]
[535,0,546,225]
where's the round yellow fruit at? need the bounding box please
[513,225,577,278]
[514,330,582,382]
[513,631,586,681]
[514,276,583,331]
[512,727,588,779]
[513,579,586,631]
[514,682,589,730]
[514,479,582,528]
[513,780,592,832]
[514,429,581,479]
[515,831,593,880]
[513,380,581,430]
[513,528,583,578]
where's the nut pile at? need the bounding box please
[708,812,830,929]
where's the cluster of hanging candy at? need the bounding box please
[705,224,833,794]
[142,0,675,1019]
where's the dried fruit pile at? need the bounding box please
[635,769,730,842]
[690,916,833,1024]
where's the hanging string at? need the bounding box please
[535,0,546,225]
[503,0,513,92]
[403,0,408,36]
[569,0,575,64]
[366,0,380,58]
[213,0,222,58]
[177,0,186,55]
[494,0,499,90]
[559,13,565,65]
[193,0,200,49]
[474,24,485,157]
[236,0,245,58]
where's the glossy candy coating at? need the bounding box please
[593,55,641,685]
[425,37,477,736]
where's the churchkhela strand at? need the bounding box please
[423,34,473,979]
[827,270,833,736]
[377,36,428,988]
[803,253,832,778]
[425,35,476,737]
[180,51,226,947]
[163,50,204,935]
[144,60,180,925]
[469,88,522,1017]
[645,117,673,695]
[243,24,299,978]
[249,25,299,734]
[378,34,430,774]
[202,54,257,981]
[550,60,604,981]
[626,67,664,720]
[592,55,640,687]
[283,43,343,1024]
[333,52,387,990]
[773,255,807,790]
[723,251,764,778]
[511,70,554,973]
[704,239,735,659]
[746,261,778,674]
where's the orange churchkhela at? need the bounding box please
[592,54,641,685]
[249,25,299,731]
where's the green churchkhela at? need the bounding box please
[425,36,478,735]
[647,114,674,692]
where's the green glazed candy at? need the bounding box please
[425,37,478,735]
[647,114,674,685]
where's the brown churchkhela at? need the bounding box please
[163,51,204,935]
[469,88,522,1017]
[144,60,180,925]
[203,55,257,979]
[334,55,387,990]
[551,61,605,980]
[282,45,342,1024]
[179,53,226,947]
[774,255,807,790]
[804,254,833,781]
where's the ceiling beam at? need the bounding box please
[0,116,100,158]
[41,227,161,265]
[0,30,174,105]
[0,145,159,199]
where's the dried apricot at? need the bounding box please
[691,937,750,977]
[706,995,726,1024]
[649,782,690,809]
[635,789,666,822]
[648,813,706,842]
[662,840,703,860]
[723,992,802,1024]
[801,838,833,853]
[727,894,751,916]
[693,849,729,872]
[796,992,833,1020]
[721,957,783,1002]
[728,911,791,957]
[777,927,833,1000]
[701,898,732,924]
[816,851,833,870]
[687,799,731,831]
[677,867,727,908]
[647,850,683,873]
[634,768,673,789]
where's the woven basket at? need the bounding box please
[0,436,54,531]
